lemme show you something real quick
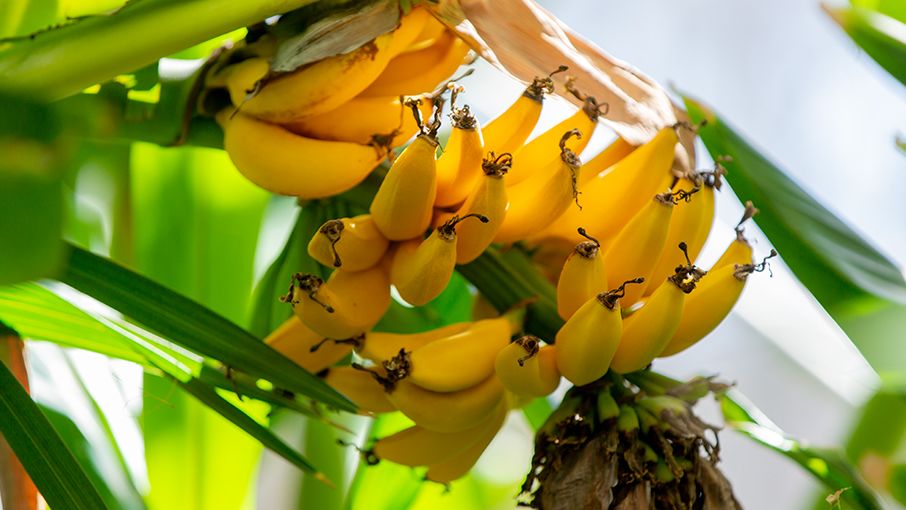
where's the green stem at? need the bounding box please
[0,0,319,100]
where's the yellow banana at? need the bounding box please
[447,152,510,264]
[385,7,431,58]
[535,127,677,244]
[357,322,471,362]
[425,400,508,483]
[660,250,776,357]
[577,136,636,185]
[554,279,644,386]
[218,57,271,105]
[493,130,582,244]
[506,85,605,186]
[324,366,395,414]
[556,227,608,320]
[609,263,701,373]
[404,12,447,53]
[713,201,758,270]
[481,67,563,155]
[494,336,560,397]
[307,214,390,271]
[391,213,489,306]
[234,34,394,122]
[325,265,391,331]
[386,374,504,432]
[218,110,382,199]
[434,99,485,207]
[370,100,440,240]
[642,181,706,296]
[264,316,352,373]
[604,191,689,307]
[360,32,470,97]
[281,95,431,148]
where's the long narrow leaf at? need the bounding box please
[0,361,108,510]
[826,5,906,86]
[58,245,355,412]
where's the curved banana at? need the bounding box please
[385,7,431,58]
[425,400,508,483]
[405,12,447,53]
[370,102,440,240]
[447,152,510,264]
[494,336,560,397]
[434,101,485,207]
[282,95,431,147]
[554,279,644,386]
[609,265,701,373]
[218,110,382,199]
[642,181,706,296]
[307,214,390,271]
[264,316,352,373]
[535,127,677,244]
[357,322,471,362]
[391,213,489,306]
[324,366,395,414]
[481,68,562,155]
[325,265,391,330]
[556,227,608,320]
[493,130,583,244]
[604,191,683,307]
[360,32,470,97]
[386,375,504,432]
[577,136,636,185]
[405,317,511,392]
[219,57,271,106]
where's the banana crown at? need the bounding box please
[565,78,609,122]
[733,249,778,281]
[281,273,335,312]
[482,152,512,178]
[666,242,707,294]
[522,65,568,102]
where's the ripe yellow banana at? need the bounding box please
[494,336,560,397]
[404,12,447,53]
[554,279,644,386]
[609,264,701,373]
[218,110,382,199]
[493,130,583,244]
[219,57,271,106]
[386,374,504,432]
[481,67,563,155]
[234,34,394,122]
[660,250,776,357]
[307,214,390,271]
[370,102,440,240]
[642,181,706,296]
[425,400,508,483]
[577,136,636,185]
[281,95,431,148]
[357,322,472,362]
[434,101,485,207]
[556,227,608,320]
[264,316,352,373]
[385,6,431,58]
[391,213,489,306]
[713,201,758,270]
[404,317,511,392]
[447,152,510,264]
[604,191,685,307]
[324,366,395,414]
[360,32,470,97]
[535,127,677,243]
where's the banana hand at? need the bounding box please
[308,215,389,271]
[386,375,504,432]
[495,336,560,397]
[556,227,608,320]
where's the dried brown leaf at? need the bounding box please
[541,435,618,510]
[699,460,743,510]
[612,482,652,510]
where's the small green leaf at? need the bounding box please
[58,245,356,412]
[849,0,906,26]
[0,361,108,510]
[827,5,906,86]
[521,397,554,431]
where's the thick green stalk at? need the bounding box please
[0,0,318,100]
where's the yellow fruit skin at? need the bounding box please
[536,127,677,244]
[282,96,431,146]
[373,402,501,467]
[291,266,390,339]
[357,322,472,362]
[407,317,511,392]
[507,109,596,186]
[554,296,622,386]
[556,242,608,320]
[609,281,686,374]
[219,111,381,199]
[495,341,561,397]
[265,316,352,373]
[236,34,394,122]
[451,169,507,264]
[387,375,504,432]
[307,215,389,272]
[405,13,446,53]
[425,400,508,483]
[360,32,470,97]
[659,264,746,357]
[603,196,674,307]
[385,7,430,58]
[291,281,360,339]
[390,234,455,307]
[713,237,753,271]
[435,123,485,207]
[325,366,395,414]
[577,137,636,186]
[370,134,438,240]
[221,57,271,106]
[482,94,542,156]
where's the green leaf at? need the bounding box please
[850,0,906,26]
[58,245,355,412]
[827,5,906,86]
[0,361,108,510]
[720,391,882,510]
[521,397,554,431]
